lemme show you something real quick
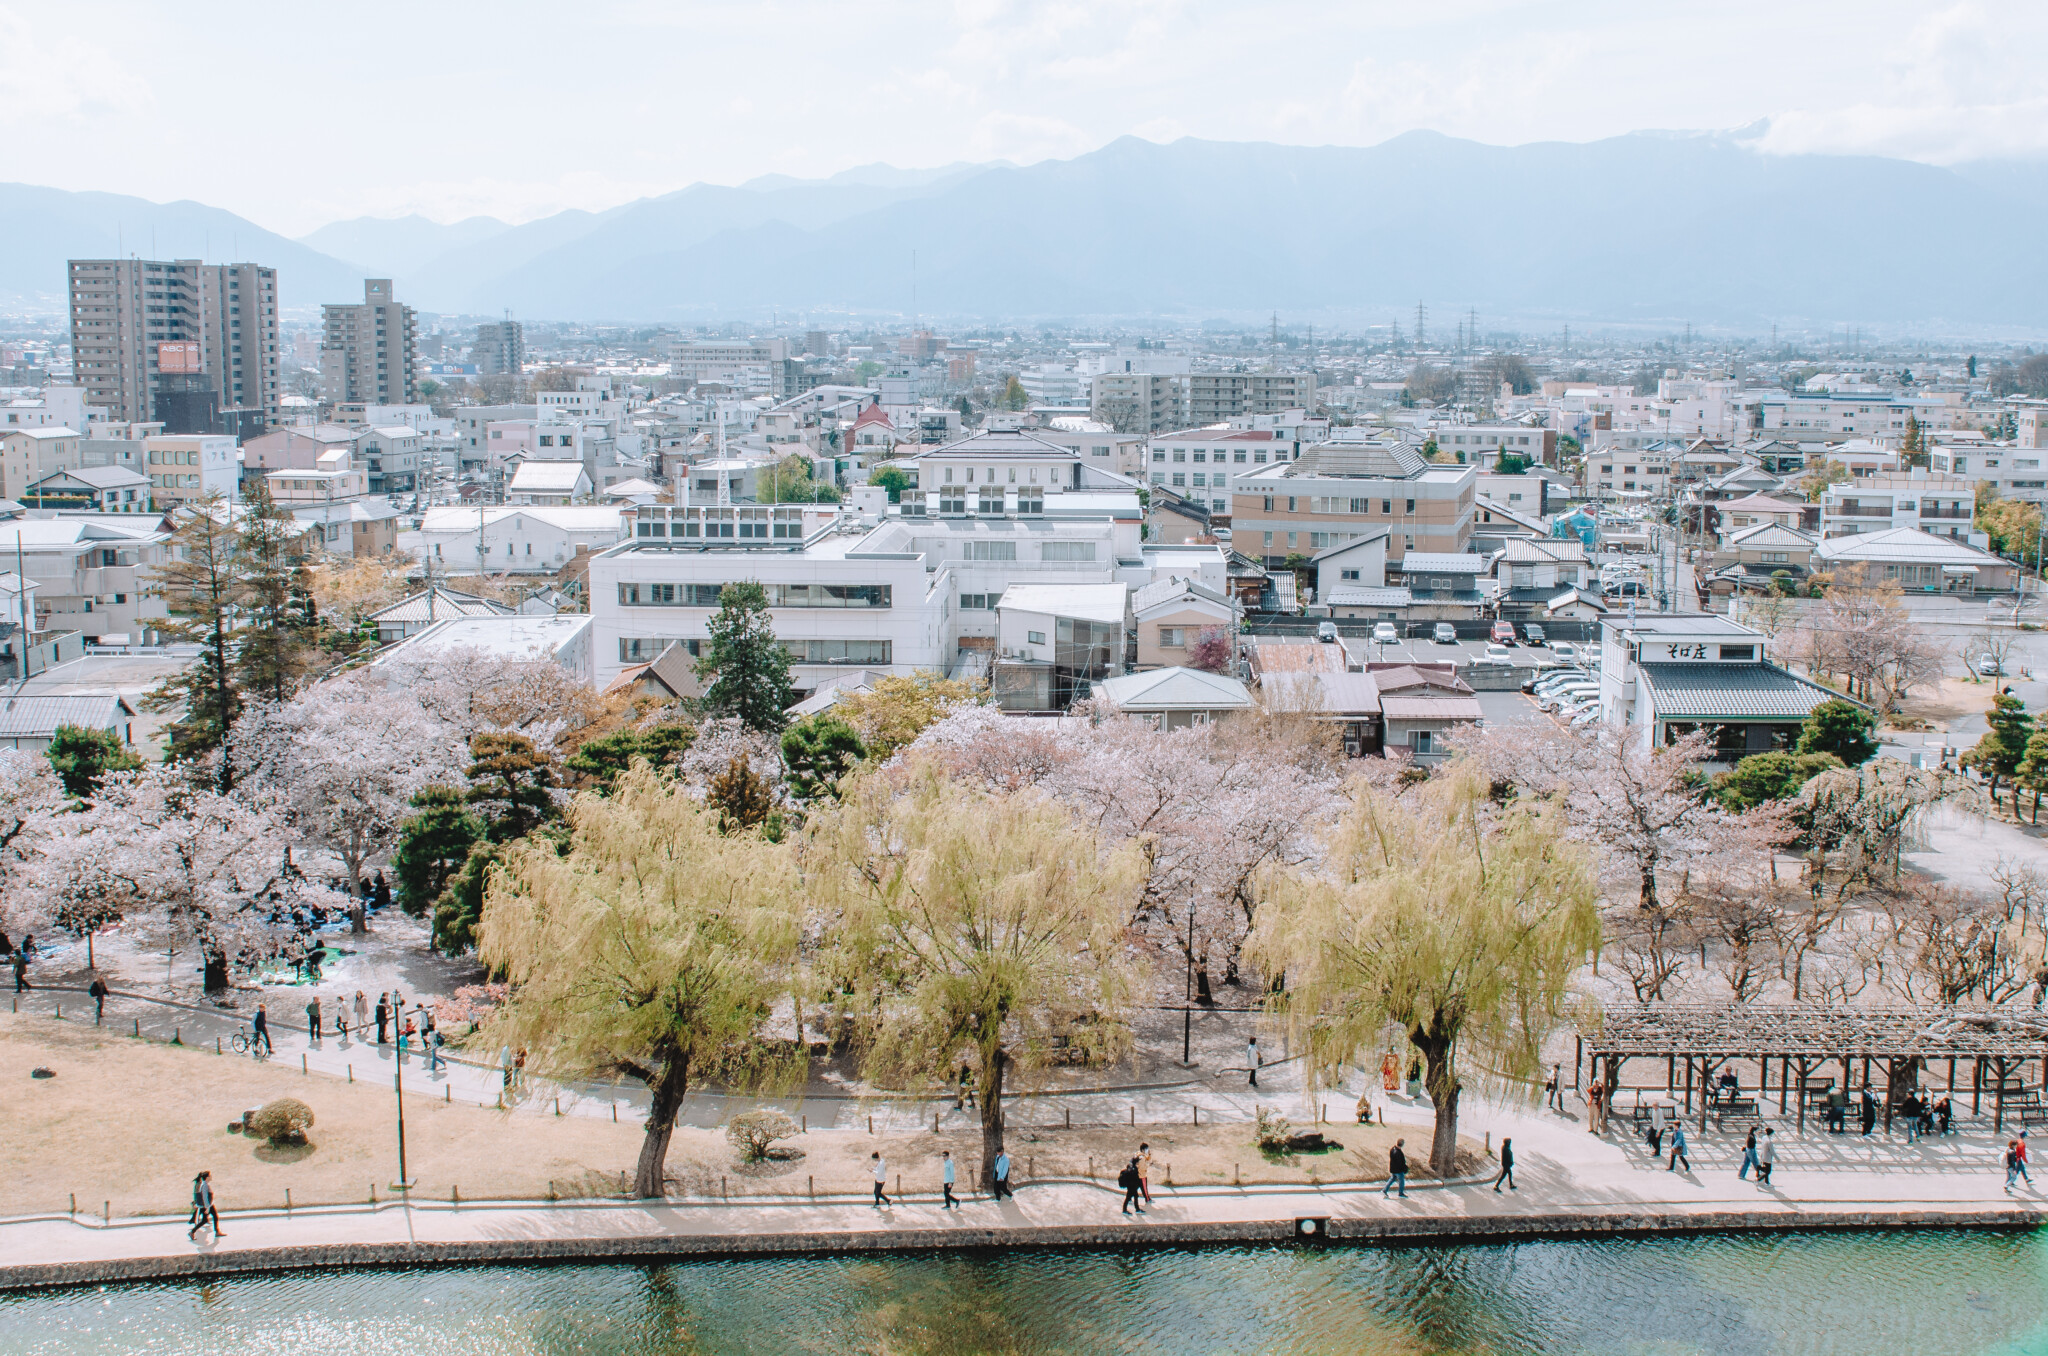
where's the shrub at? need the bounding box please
[249,1097,315,1146]
[725,1109,799,1163]
[1253,1106,1293,1154]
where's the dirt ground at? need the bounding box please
[1894,676,1997,731]
[0,1016,1481,1218]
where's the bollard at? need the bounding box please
[104,1201,109,1225]
[217,1037,221,1055]
[1130,1106,1135,1126]
[453,1186,460,1206]
[302,1054,307,1075]
[896,1174,901,1196]
[868,1115,873,1134]
[54,1004,59,1020]
[69,1193,75,1215]
[445,1085,450,1103]
[1485,1131,1491,1155]
[134,1018,139,1037]
[286,1189,291,1212]
[1065,1108,1070,1129]
[934,1111,939,1132]
[1194,1106,1199,1126]
[555,1096,561,1116]
[348,1065,353,1083]
[722,1176,728,1201]
[809,1175,814,1199]
[173,1028,179,1045]
[1234,1163,1240,1185]
[549,1180,555,1201]
[801,1115,806,1133]
[371,1184,377,1205]
[612,1103,617,1122]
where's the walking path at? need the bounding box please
[4,993,2044,1288]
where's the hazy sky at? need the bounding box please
[6,0,2045,236]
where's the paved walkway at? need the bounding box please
[3,1034,2042,1283]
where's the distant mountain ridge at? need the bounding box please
[8,132,2048,328]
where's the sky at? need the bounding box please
[5,0,2047,237]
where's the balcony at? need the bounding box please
[1829,505,1893,517]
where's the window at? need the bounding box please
[1718,644,1755,661]
[1042,542,1096,561]
[1193,452,1206,463]
[1159,627,1186,648]
[1152,451,1165,463]
[959,593,993,610]
[1172,473,1185,487]
[784,639,893,665]
[1027,630,1046,646]
[1405,499,1415,514]
[1411,731,1433,755]
[1341,568,1361,581]
[1172,451,1185,463]
[1234,450,1246,463]
[1151,472,1165,485]
[1381,500,1391,514]
[966,541,1017,560]
[1262,496,1274,511]
[619,637,700,662]
[1254,451,1267,463]
[1760,552,1788,564]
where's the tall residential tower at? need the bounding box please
[320,278,418,408]
[67,258,280,431]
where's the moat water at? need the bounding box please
[4,1230,2046,1354]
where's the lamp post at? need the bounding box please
[1183,908,1196,1066]
[392,1061,416,1192]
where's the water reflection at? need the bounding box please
[1,1231,2046,1356]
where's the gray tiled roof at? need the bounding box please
[1636,661,1854,721]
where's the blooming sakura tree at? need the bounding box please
[36,765,339,992]
[230,674,469,897]
[0,750,66,934]
[391,646,604,743]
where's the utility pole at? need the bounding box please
[1415,301,1426,348]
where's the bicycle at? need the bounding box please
[229,1031,271,1058]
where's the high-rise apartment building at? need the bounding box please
[321,279,418,407]
[68,258,279,431]
[1185,371,1317,423]
[473,320,524,376]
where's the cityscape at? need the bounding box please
[5,2,2048,1351]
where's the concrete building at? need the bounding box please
[473,320,524,377]
[0,428,79,502]
[1130,575,1240,670]
[1091,370,1186,434]
[417,505,629,574]
[1598,613,1856,759]
[1147,427,1300,516]
[143,434,239,508]
[67,258,279,430]
[320,279,418,408]
[0,516,170,644]
[1817,472,1975,539]
[1185,371,1317,424]
[27,464,150,514]
[1231,436,1475,568]
[358,425,424,494]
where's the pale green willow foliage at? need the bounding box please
[1249,769,1600,1175]
[478,763,804,1197]
[808,767,1144,1189]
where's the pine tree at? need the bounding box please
[463,731,560,842]
[694,582,794,732]
[391,784,486,915]
[44,724,143,800]
[779,715,865,802]
[232,480,316,703]
[1964,692,2034,807]
[1796,699,1878,767]
[143,496,245,785]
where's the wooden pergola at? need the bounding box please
[1579,1004,2048,1133]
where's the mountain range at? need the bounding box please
[7,132,2048,330]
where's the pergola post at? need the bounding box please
[1574,1036,1582,1093]
[1974,1057,1983,1116]
[1683,1056,1693,1114]
[1949,1057,1957,1094]
[1667,1054,1675,1098]
[1697,1057,1720,1133]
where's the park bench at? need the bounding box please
[1713,1096,1761,1131]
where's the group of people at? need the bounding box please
[244,990,452,1072]
[2,932,39,993]
[867,1148,1018,1208]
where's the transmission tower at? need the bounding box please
[1415,301,1427,347]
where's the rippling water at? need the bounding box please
[3,1231,2047,1355]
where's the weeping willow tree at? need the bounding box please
[1249,769,1600,1175]
[478,764,803,1197]
[809,767,1143,1190]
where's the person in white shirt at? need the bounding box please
[870,1152,891,1207]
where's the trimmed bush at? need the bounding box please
[248,1097,315,1146]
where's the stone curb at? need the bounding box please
[2,1205,2039,1294]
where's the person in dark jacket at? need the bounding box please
[1493,1138,1516,1192]
[1383,1139,1408,1198]
[88,977,109,1024]
[1119,1157,1145,1214]
[375,994,391,1044]
[188,1171,222,1239]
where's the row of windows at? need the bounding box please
[618,582,891,609]
[925,490,1045,515]
[619,637,701,662]
[1153,449,1271,464]
[1261,495,1417,515]
[785,639,892,665]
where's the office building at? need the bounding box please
[1231,435,1476,568]
[473,320,524,377]
[321,279,419,407]
[68,258,280,431]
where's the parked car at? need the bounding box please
[1482,643,1515,663]
[1977,653,2005,676]
[1524,624,1547,646]
[1542,686,1598,712]
[1550,642,1578,662]
[1491,621,1517,644]
[1433,622,1458,644]
[1372,622,1400,644]
[1535,673,1594,696]
[1317,621,1339,643]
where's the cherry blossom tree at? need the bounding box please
[0,750,66,935]
[229,674,469,899]
[36,765,340,992]
[389,646,604,743]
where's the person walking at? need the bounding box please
[305,996,322,1044]
[1588,1080,1605,1134]
[501,1045,515,1096]
[1493,1138,1516,1192]
[940,1151,958,1209]
[1545,1065,1563,1111]
[1384,1139,1409,1198]
[10,946,28,994]
[251,1004,272,1056]
[1119,1157,1145,1214]
[374,994,390,1044]
[398,1016,415,1058]
[1859,1089,1877,1137]
[2018,1131,2034,1188]
[427,1026,446,1074]
[187,1171,221,1240]
[352,990,368,1035]
[1247,1035,1260,1088]
[870,1152,891,1208]
[1668,1122,1690,1173]
[88,976,108,1025]
[1738,1128,1758,1181]
[992,1149,1014,1201]
[1903,1092,1922,1144]
[2006,1140,2023,1192]
[1757,1128,1776,1185]
[515,1047,528,1088]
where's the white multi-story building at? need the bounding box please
[1147,426,1301,515]
[418,505,630,573]
[1759,393,1964,438]
[1816,471,1976,539]
[1929,436,2048,506]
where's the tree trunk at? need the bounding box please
[202,948,228,994]
[1639,860,1659,910]
[1411,1026,1461,1176]
[633,1052,690,1198]
[1194,968,1214,1004]
[976,1046,1008,1191]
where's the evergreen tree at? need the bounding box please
[391,784,486,915]
[464,731,560,842]
[1714,750,1843,812]
[779,715,865,802]
[565,723,695,794]
[44,724,142,800]
[232,480,316,702]
[1964,692,2034,805]
[706,755,780,836]
[2014,730,2048,825]
[432,838,503,954]
[869,466,910,503]
[695,582,794,732]
[143,496,245,786]
[1796,699,1878,766]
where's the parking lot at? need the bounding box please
[1338,632,1594,672]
